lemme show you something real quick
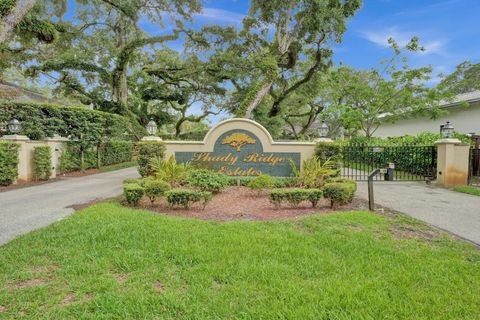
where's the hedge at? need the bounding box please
[165,189,212,209]
[0,141,20,185]
[59,142,97,173]
[33,145,52,180]
[0,101,139,141]
[136,141,166,177]
[323,182,356,209]
[99,141,133,166]
[269,188,323,208]
[124,183,145,206]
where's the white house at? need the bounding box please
[375,91,480,137]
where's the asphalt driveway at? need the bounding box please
[0,167,139,245]
[356,182,480,245]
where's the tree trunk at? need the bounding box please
[244,80,274,119]
[0,0,37,45]
[120,64,128,105]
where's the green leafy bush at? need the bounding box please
[323,183,356,209]
[247,174,276,191]
[0,142,20,186]
[0,101,138,141]
[269,188,323,208]
[315,142,343,175]
[186,169,228,193]
[99,141,133,166]
[143,178,171,204]
[165,189,212,209]
[227,176,299,188]
[123,178,141,185]
[59,142,97,173]
[291,156,337,188]
[136,141,166,177]
[123,183,145,206]
[325,177,357,191]
[151,155,189,186]
[33,146,52,180]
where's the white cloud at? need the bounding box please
[360,27,447,55]
[195,7,245,24]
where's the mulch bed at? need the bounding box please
[137,186,369,221]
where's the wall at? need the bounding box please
[374,101,480,138]
[0,135,67,183]
[164,118,317,176]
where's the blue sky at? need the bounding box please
[152,0,480,80]
[56,0,480,122]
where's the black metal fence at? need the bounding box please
[341,145,437,181]
[469,148,480,185]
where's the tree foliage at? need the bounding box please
[439,61,480,94]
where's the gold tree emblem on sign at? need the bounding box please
[222,133,256,152]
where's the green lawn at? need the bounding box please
[0,203,479,319]
[452,185,480,196]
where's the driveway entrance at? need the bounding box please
[0,167,139,245]
[356,181,480,245]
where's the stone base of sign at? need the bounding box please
[0,135,68,183]
[164,118,317,176]
[435,138,470,187]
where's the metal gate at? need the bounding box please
[341,145,437,181]
[469,147,480,185]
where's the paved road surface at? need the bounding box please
[0,167,139,245]
[356,182,480,245]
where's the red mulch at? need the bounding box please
[137,186,368,221]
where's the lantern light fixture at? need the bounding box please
[7,118,21,134]
[318,121,329,138]
[146,119,158,136]
[440,121,454,138]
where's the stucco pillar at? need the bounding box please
[435,139,470,187]
[141,136,163,142]
[0,135,69,182]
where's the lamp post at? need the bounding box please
[440,121,454,139]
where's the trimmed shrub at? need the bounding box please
[273,177,300,188]
[247,174,276,191]
[227,176,255,186]
[186,169,228,193]
[123,178,142,185]
[123,183,145,206]
[143,178,171,204]
[100,141,133,166]
[0,101,139,141]
[269,188,323,208]
[59,142,97,173]
[33,146,52,180]
[165,189,212,209]
[0,141,20,186]
[325,177,357,191]
[323,183,356,209]
[227,176,299,188]
[314,142,343,176]
[136,141,166,177]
